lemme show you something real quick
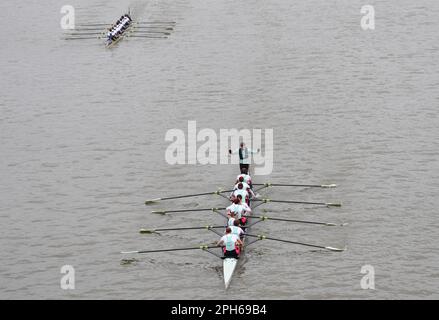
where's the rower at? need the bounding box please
[230,219,245,239]
[236,167,252,188]
[236,193,251,214]
[227,210,240,227]
[233,180,250,191]
[231,195,249,226]
[226,199,244,218]
[231,183,250,205]
[121,20,130,30]
[227,197,251,224]
[217,227,243,259]
[233,180,256,199]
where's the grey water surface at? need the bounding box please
[1,0,438,299]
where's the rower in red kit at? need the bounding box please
[217,227,243,258]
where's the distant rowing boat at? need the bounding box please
[106,22,132,48]
[105,13,133,48]
[63,11,175,46]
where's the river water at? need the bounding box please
[1,0,438,299]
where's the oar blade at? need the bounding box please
[151,210,167,215]
[325,246,346,252]
[139,229,155,234]
[326,202,342,207]
[325,223,338,227]
[145,198,161,205]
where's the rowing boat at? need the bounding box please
[106,22,133,48]
[128,178,345,290]
[223,190,252,289]
[64,12,174,45]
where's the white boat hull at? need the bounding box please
[223,258,238,289]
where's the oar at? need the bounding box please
[247,215,347,227]
[151,207,226,214]
[134,27,174,30]
[66,32,105,36]
[75,23,112,27]
[136,21,176,25]
[253,183,337,188]
[140,225,225,234]
[64,36,102,40]
[246,234,346,252]
[121,245,218,254]
[126,35,168,39]
[253,199,342,207]
[145,189,233,204]
[132,31,171,35]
